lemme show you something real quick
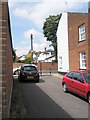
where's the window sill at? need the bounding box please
[78,39,85,43]
[79,68,86,70]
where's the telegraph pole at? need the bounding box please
[31,34,33,61]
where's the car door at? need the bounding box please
[72,72,86,97]
[66,72,74,91]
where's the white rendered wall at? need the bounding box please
[57,13,69,73]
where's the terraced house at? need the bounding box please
[57,2,90,74]
[0,1,13,119]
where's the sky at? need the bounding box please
[8,0,89,57]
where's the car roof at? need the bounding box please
[21,64,37,68]
[68,70,90,74]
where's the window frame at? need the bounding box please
[67,72,74,79]
[80,52,86,70]
[78,24,86,42]
[73,72,84,83]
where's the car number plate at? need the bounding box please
[27,76,33,79]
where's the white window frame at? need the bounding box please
[79,24,86,41]
[59,56,62,68]
[80,52,86,69]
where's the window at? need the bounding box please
[67,72,74,79]
[83,73,90,83]
[24,66,37,71]
[80,52,86,69]
[59,56,62,68]
[79,24,85,41]
[73,72,84,82]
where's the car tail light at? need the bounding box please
[21,71,24,75]
[36,71,39,75]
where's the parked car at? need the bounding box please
[13,66,21,75]
[62,70,90,104]
[18,64,39,82]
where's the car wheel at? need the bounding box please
[36,79,39,83]
[88,94,90,104]
[63,83,67,92]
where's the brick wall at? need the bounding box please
[68,13,89,71]
[13,63,24,68]
[36,62,58,71]
[0,2,13,118]
[13,62,58,71]
[88,13,90,71]
[0,2,2,119]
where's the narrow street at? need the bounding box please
[11,75,89,118]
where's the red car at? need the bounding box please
[62,70,90,104]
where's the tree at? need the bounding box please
[21,57,31,64]
[43,14,62,62]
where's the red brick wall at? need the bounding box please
[88,13,90,71]
[68,13,88,71]
[1,2,13,118]
[13,63,24,68]
[36,62,58,71]
[13,62,58,71]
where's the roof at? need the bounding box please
[62,11,88,14]
[68,70,90,74]
[45,55,55,60]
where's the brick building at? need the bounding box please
[57,6,90,73]
[0,2,13,118]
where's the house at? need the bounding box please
[0,2,13,118]
[57,3,90,73]
[37,48,55,62]
[18,55,26,61]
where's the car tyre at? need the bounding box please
[63,83,67,93]
[36,79,39,83]
[88,94,90,104]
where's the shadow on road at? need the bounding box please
[10,78,73,118]
[67,91,88,103]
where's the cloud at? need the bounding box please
[16,37,52,57]
[13,7,30,19]
[12,0,89,27]
[15,47,29,57]
[24,28,42,40]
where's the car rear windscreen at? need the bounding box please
[24,66,37,71]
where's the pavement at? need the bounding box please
[52,73,64,79]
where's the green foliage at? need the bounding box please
[43,14,62,61]
[34,52,38,56]
[12,49,16,62]
[21,58,31,64]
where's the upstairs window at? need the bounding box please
[80,52,86,69]
[79,24,85,41]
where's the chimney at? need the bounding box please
[88,1,90,13]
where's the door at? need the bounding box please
[72,72,86,97]
[66,72,74,91]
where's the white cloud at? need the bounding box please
[11,0,89,56]
[13,8,30,19]
[16,37,52,57]
[15,47,29,57]
[24,28,42,40]
[12,0,89,27]
[33,37,52,51]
